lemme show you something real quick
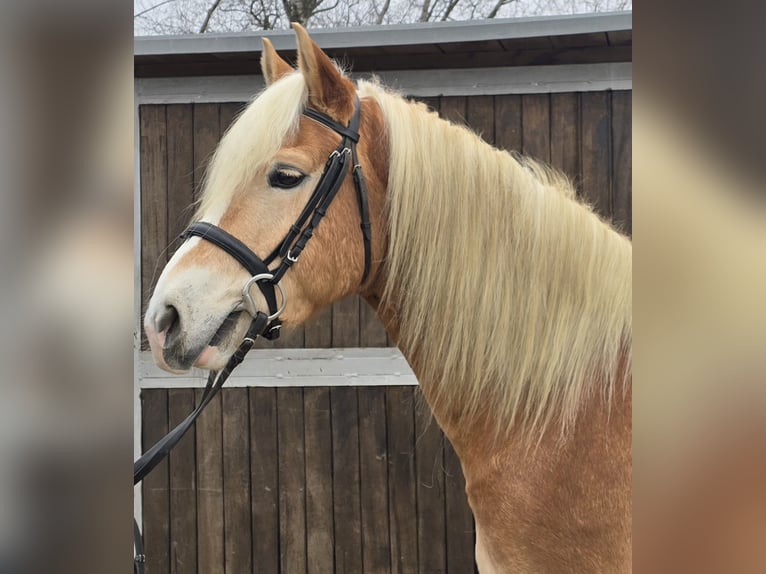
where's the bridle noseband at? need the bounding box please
[134,96,371,486]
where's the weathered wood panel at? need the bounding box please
[358,387,391,573]
[143,387,476,573]
[611,90,632,235]
[141,389,169,574]
[304,387,335,574]
[580,91,612,218]
[192,103,220,197]
[222,388,252,573]
[140,90,628,351]
[278,388,307,573]
[168,389,196,574]
[522,93,551,162]
[331,387,364,573]
[550,92,580,182]
[165,104,194,259]
[194,390,224,573]
[414,390,447,574]
[494,94,522,154]
[250,388,280,574]
[386,386,418,573]
[445,440,476,574]
[140,105,167,348]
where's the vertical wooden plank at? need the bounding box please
[414,391,446,573]
[580,92,612,219]
[274,322,306,349]
[222,388,252,573]
[332,296,360,347]
[494,95,522,154]
[304,388,335,573]
[142,389,169,574]
[550,93,580,183]
[250,388,280,573]
[140,105,167,347]
[522,93,551,163]
[466,95,495,145]
[611,91,632,235]
[360,299,387,347]
[278,388,307,573]
[386,386,418,573]
[168,389,197,574]
[219,101,245,134]
[305,306,332,348]
[358,388,391,573]
[416,96,440,114]
[439,96,468,127]
[193,103,220,198]
[272,322,305,348]
[195,391,224,574]
[444,440,475,574]
[165,104,194,258]
[331,387,363,573]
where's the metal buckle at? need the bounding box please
[286,250,300,264]
[241,273,287,322]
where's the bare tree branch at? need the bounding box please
[134,0,178,19]
[487,0,516,19]
[440,0,462,21]
[375,0,391,24]
[199,0,224,32]
[419,0,431,22]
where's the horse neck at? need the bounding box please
[360,88,630,452]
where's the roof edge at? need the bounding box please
[134,11,631,56]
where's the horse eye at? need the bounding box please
[268,167,306,189]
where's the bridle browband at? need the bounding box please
[133,97,372,572]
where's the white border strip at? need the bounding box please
[139,348,419,388]
[135,62,632,103]
[133,83,144,529]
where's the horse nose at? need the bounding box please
[156,304,179,335]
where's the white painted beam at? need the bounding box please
[138,348,419,388]
[135,62,631,104]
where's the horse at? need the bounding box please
[144,24,632,573]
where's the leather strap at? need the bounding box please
[134,96,374,568]
[134,519,145,574]
[303,107,360,142]
[134,311,271,485]
[182,222,279,317]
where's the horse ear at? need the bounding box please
[292,23,355,123]
[261,38,293,85]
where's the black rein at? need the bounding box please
[133,97,371,572]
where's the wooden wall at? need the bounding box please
[138,90,632,573]
[139,91,632,349]
[142,386,477,574]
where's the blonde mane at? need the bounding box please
[196,69,631,439]
[195,72,307,221]
[359,81,632,438]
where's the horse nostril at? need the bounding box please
[157,304,179,334]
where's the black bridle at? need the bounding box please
[133,97,371,572]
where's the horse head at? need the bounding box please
[144,25,387,373]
